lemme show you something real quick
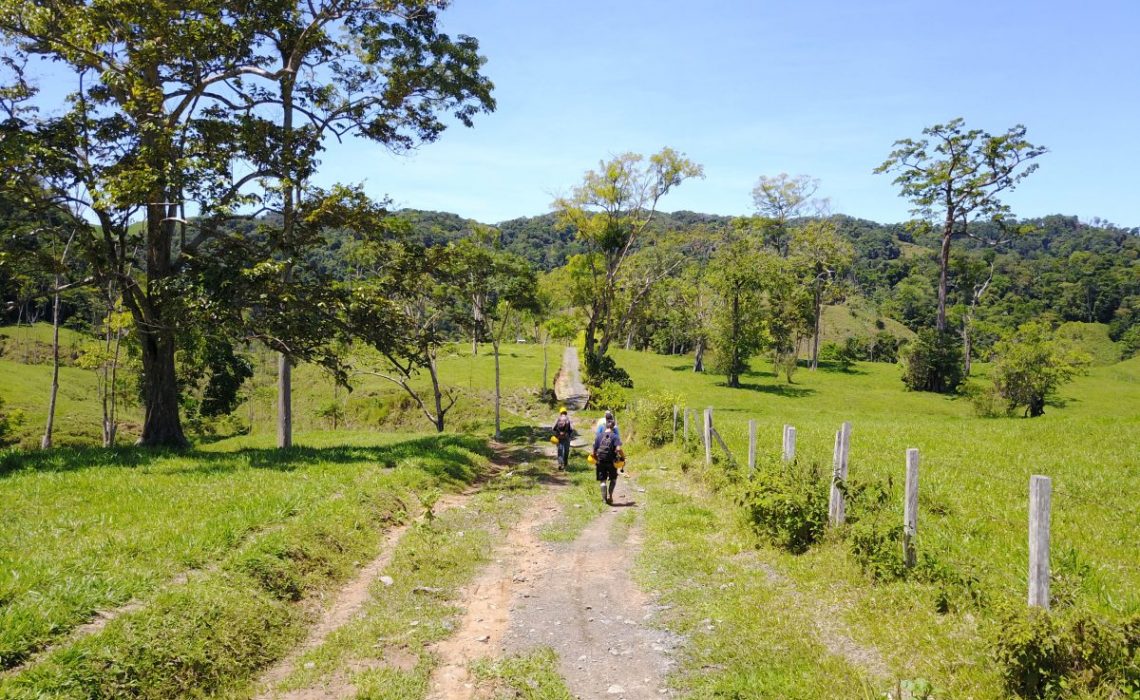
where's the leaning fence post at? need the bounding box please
[782,425,796,462]
[904,448,919,568]
[1029,475,1052,609]
[828,421,852,527]
[703,407,713,466]
[748,420,757,478]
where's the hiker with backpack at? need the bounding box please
[592,417,625,505]
[551,407,574,470]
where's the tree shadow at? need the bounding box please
[814,362,869,375]
[731,382,816,398]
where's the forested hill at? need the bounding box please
[390,208,1140,347]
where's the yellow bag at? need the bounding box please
[550,436,559,444]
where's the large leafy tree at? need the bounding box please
[554,149,702,384]
[990,321,1089,417]
[707,238,767,387]
[875,118,1046,333]
[0,1,494,446]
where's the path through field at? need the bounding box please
[426,454,677,700]
[554,346,590,410]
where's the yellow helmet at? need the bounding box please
[550,435,559,444]
[587,454,596,465]
[559,406,568,414]
[615,459,626,469]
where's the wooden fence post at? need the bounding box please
[673,405,679,442]
[703,407,713,466]
[904,448,919,568]
[828,421,852,527]
[782,425,796,462]
[1029,475,1052,609]
[683,408,689,443]
[748,420,757,478]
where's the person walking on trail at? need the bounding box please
[551,407,574,470]
[592,420,625,505]
[594,410,621,440]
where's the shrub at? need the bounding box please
[995,608,1140,699]
[583,350,632,388]
[1119,325,1140,360]
[0,396,24,447]
[899,329,963,393]
[963,379,1008,418]
[990,322,1090,417]
[588,381,627,412]
[629,392,681,448]
[737,457,829,554]
[819,340,858,371]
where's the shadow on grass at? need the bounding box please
[497,425,549,445]
[728,382,816,398]
[814,362,869,375]
[0,433,491,485]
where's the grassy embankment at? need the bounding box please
[0,431,510,698]
[607,348,1140,697]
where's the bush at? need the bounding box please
[588,381,627,412]
[819,340,858,371]
[990,322,1090,417]
[995,608,1140,698]
[629,392,681,448]
[963,379,1008,418]
[0,396,24,447]
[899,329,963,393]
[737,457,829,554]
[583,350,632,388]
[1119,325,1140,360]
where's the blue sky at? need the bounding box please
[320,0,1140,226]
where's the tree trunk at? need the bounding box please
[106,323,121,448]
[493,339,501,440]
[693,339,704,373]
[962,326,973,376]
[542,335,548,393]
[937,217,953,332]
[139,328,188,447]
[810,288,822,371]
[41,277,62,450]
[428,354,446,433]
[277,353,292,448]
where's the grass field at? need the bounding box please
[0,431,492,696]
[607,348,1140,697]
[1,324,1137,697]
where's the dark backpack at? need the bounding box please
[596,430,617,463]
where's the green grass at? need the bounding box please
[818,301,915,346]
[0,431,490,695]
[470,647,576,699]
[238,342,556,439]
[611,348,1140,697]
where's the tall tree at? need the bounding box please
[875,118,1046,332]
[789,219,853,370]
[751,173,825,257]
[554,149,702,383]
[0,0,494,447]
[707,238,768,387]
[448,237,539,439]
